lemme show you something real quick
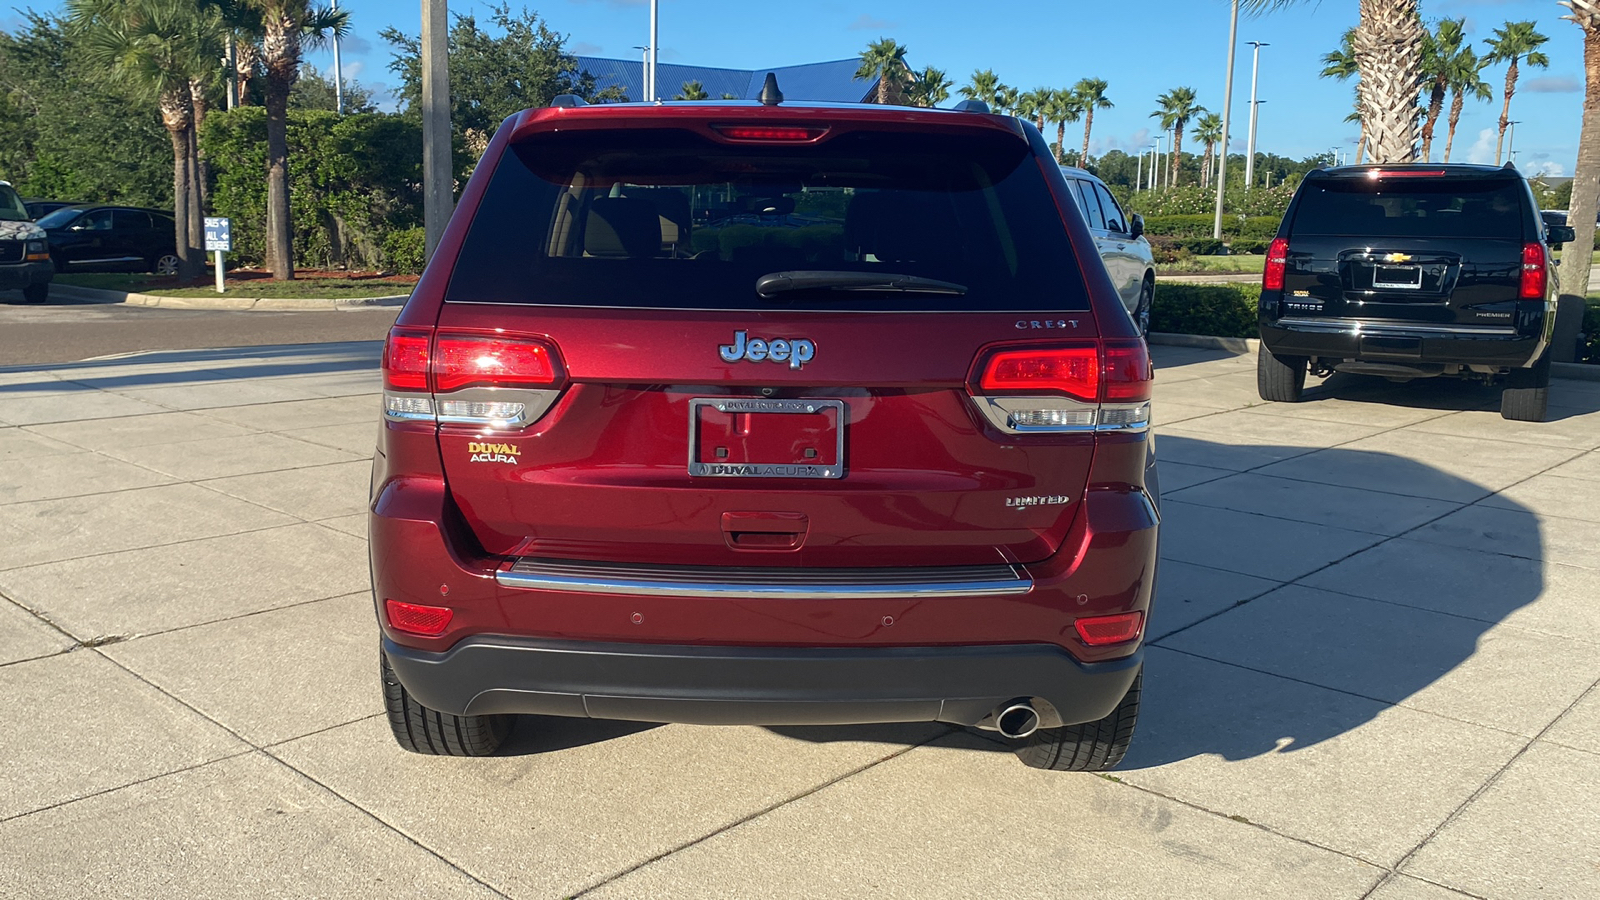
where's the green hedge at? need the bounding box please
[1140,214,1281,239]
[1584,297,1600,363]
[1150,283,1260,338]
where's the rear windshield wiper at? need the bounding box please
[756,270,968,298]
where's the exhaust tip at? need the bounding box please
[995,702,1041,740]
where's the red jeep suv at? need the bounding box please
[371,90,1160,771]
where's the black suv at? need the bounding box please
[34,204,180,275]
[1258,164,1572,421]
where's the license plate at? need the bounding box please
[688,398,845,479]
[1373,265,1423,289]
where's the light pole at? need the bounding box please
[1244,40,1267,189]
[1136,148,1144,191]
[1507,121,1521,164]
[1213,0,1239,239]
[422,0,452,258]
[633,45,650,100]
[1154,134,1164,191]
[648,0,659,102]
[332,0,344,115]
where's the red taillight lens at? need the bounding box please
[382,327,431,391]
[979,344,1100,403]
[432,335,563,392]
[385,599,453,636]
[1074,611,1145,646]
[712,124,827,141]
[1520,242,1547,299]
[1263,237,1289,291]
[1103,339,1153,403]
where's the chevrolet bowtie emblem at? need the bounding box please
[1385,253,1412,263]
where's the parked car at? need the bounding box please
[1060,166,1157,335]
[0,181,53,303]
[1258,163,1571,421]
[23,198,83,221]
[371,93,1159,770]
[34,204,179,274]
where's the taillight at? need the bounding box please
[432,335,563,392]
[385,599,453,636]
[971,340,1152,434]
[1365,169,1446,179]
[1263,237,1288,291]
[382,327,431,391]
[711,124,828,141]
[1074,611,1144,646]
[1520,242,1547,299]
[979,344,1100,403]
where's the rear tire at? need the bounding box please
[1014,672,1141,772]
[1257,347,1307,402]
[1501,353,1551,422]
[381,649,511,756]
[21,283,47,304]
[1134,276,1153,337]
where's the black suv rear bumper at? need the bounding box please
[1261,317,1542,369]
[382,635,1142,730]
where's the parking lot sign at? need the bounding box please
[204,217,232,252]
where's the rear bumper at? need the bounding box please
[0,261,53,289]
[382,634,1143,729]
[1260,317,1542,369]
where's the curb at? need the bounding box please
[50,283,408,311]
[1155,273,1261,284]
[1146,332,1600,382]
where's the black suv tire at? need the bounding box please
[22,283,47,304]
[1014,671,1141,771]
[1500,352,1551,422]
[381,649,511,756]
[1257,348,1307,402]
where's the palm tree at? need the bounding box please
[675,80,708,100]
[1193,111,1224,188]
[1483,20,1551,164]
[1150,87,1203,186]
[1442,47,1492,162]
[1013,88,1051,132]
[959,69,1007,108]
[1043,89,1082,163]
[231,0,347,279]
[69,0,220,280]
[1320,28,1367,162]
[1073,78,1112,166]
[904,66,952,108]
[1419,19,1468,161]
[1253,1,1424,163]
[856,38,908,105]
[1557,1,1598,301]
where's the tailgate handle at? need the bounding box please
[721,511,808,551]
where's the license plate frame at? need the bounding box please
[1372,264,1424,290]
[687,398,846,479]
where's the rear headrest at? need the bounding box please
[585,197,662,258]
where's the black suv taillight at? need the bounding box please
[1263,237,1289,291]
[1519,242,1547,299]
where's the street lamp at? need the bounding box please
[1136,147,1144,191]
[1154,134,1164,191]
[648,0,659,102]
[1244,41,1268,189]
[1212,0,1240,239]
[422,0,451,258]
[332,0,344,115]
[633,45,650,100]
[1507,120,1521,164]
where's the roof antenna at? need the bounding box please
[759,72,783,106]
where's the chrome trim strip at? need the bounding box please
[1274,317,1518,337]
[498,558,1033,599]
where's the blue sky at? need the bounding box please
[12,0,1587,174]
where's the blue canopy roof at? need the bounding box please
[574,56,877,103]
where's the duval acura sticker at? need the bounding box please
[468,441,520,464]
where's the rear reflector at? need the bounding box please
[1074,611,1145,646]
[432,335,563,392]
[712,124,827,141]
[979,344,1099,404]
[385,599,453,636]
[382,328,431,391]
[1263,237,1289,291]
[1520,242,1547,299]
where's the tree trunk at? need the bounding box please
[167,127,194,280]
[1170,125,1184,186]
[1558,5,1600,310]
[234,39,260,107]
[1353,0,1424,163]
[186,128,203,264]
[263,20,301,280]
[877,68,891,105]
[1444,89,1464,162]
[1357,133,1368,164]
[1496,59,1519,164]
[1056,120,1067,163]
[1081,109,1094,166]
[1420,79,1446,161]
[191,80,211,218]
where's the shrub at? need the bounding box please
[1140,214,1281,240]
[1228,238,1270,255]
[1147,235,1191,265]
[1178,238,1225,256]
[383,227,427,275]
[1583,297,1600,364]
[1150,283,1260,338]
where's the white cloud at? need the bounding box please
[849,14,899,31]
[1525,76,1580,93]
[343,60,365,80]
[1095,128,1151,155]
[1466,127,1497,164]
[1528,160,1565,178]
[572,41,604,56]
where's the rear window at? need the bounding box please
[1290,178,1528,239]
[446,127,1088,312]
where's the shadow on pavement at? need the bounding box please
[0,341,382,389]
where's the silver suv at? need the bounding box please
[1059,167,1155,335]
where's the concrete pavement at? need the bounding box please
[1,341,1598,898]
